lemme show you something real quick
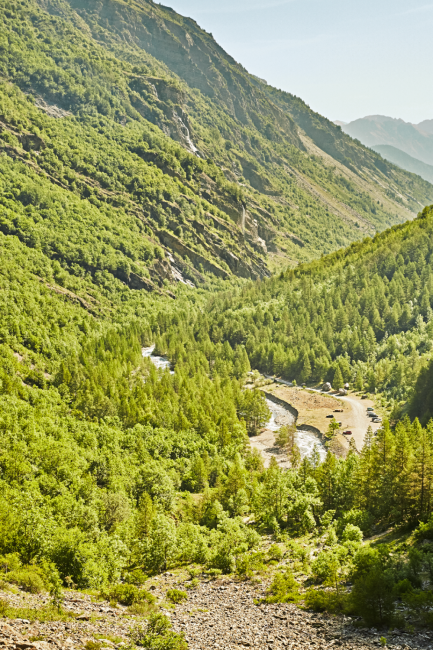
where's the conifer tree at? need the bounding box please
[333,365,344,390]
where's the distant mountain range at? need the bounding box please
[339,115,433,182]
[372,145,433,185]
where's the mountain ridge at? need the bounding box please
[342,114,433,167]
[372,144,433,184]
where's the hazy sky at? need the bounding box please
[165,0,433,125]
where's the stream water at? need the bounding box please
[142,345,174,374]
[265,398,327,462]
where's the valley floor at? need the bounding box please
[265,384,381,452]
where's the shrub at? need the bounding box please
[101,584,155,606]
[236,551,266,578]
[350,565,396,627]
[185,578,199,590]
[7,569,45,594]
[129,613,187,649]
[166,589,187,604]
[304,588,350,614]
[264,570,300,603]
[341,524,363,543]
[268,545,284,561]
[84,642,102,650]
[128,602,156,617]
[0,554,21,573]
[124,570,148,586]
[414,516,433,541]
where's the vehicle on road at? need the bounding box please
[367,407,374,411]
[368,413,378,418]
[334,409,344,412]
[373,418,382,423]
[343,430,352,435]
[326,414,335,418]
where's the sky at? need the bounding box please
[164,0,433,125]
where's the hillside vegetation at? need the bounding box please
[2,0,433,634]
[0,0,432,290]
[201,204,433,416]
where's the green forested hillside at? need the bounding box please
[199,203,433,412]
[0,0,433,287]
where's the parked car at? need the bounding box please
[334,409,344,413]
[367,407,374,412]
[343,430,352,435]
[326,414,335,418]
[361,395,368,399]
[373,418,382,423]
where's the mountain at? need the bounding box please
[372,144,433,184]
[418,119,433,135]
[0,0,431,293]
[342,115,433,167]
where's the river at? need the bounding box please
[142,345,174,373]
[141,347,326,465]
[250,398,327,468]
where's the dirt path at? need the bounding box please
[336,392,378,450]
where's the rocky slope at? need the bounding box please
[0,579,430,650]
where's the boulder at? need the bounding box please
[339,388,347,396]
[322,382,332,392]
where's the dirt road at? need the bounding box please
[336,392,379,450]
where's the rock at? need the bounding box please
[32,642,51,650]
[338,388,347,395]
[322,382,332,392]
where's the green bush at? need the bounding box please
[304,588,350,614]
[124,570,148,586]
[268,545,284,561]
[127,601,157,617]
[415,516,433,541]
[0,554,21,573]
[350,565,396,627]
[129,613,187,649]
[101,584,155,606]
[264,570,300,603]
[7,569,45,594]
[166,589,187,604]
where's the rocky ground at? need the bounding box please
[1,577,432,650]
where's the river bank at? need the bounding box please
[251,396,328,468]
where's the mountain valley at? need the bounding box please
[2,0,433,645]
